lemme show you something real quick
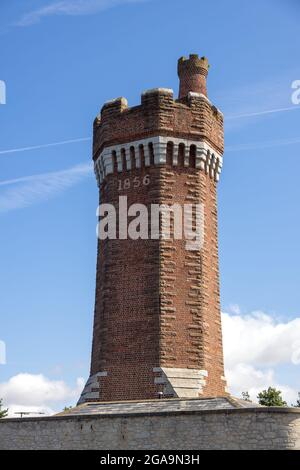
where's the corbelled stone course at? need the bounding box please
[94,137,223,185]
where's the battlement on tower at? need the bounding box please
[93,80,224,164]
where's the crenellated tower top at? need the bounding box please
[93,56,224,188]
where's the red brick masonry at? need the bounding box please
[79,54,227,403]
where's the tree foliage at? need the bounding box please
[292,392,300,407]
[241,391,252,402]
[257,387,287,407]
[63,406,73,412]
[0,399,8,418]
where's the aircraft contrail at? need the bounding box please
[0,103,299,158]
[226,105,300,120]
[0,162,93,187]
[226,136,300,152]
[0,137,91,156]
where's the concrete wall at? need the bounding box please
[1,408,300,450]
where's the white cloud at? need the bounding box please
[0,374,84,417]
[0,162,93,213]
[16,0,147,27]
[222,310,300,404]
[222,311,300,368]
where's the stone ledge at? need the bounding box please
[1,404,300,450]
[1,398,300,424]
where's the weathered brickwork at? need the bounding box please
[90,167,162,401]
[157,166,225,397]
[80,54,227,403]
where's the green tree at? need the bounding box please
[257,387,287,407]
[241,391,252,402]
[0,399,8,418]
[63,406,73,412]
[292,392,300,407]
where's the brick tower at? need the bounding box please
[79,54,227,403]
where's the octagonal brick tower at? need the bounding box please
[79,54,227,403]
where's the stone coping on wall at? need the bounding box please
[2,397,300,423]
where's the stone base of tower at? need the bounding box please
[1,398,300,450]
[78,368,228,404]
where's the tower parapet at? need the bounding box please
[93,82,223,163]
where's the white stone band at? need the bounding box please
[94,136,223,186]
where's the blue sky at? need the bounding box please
[0,0,300,414]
